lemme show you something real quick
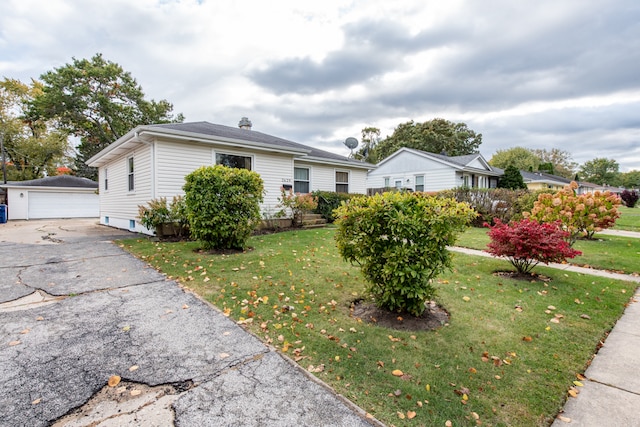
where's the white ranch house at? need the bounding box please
[366,147,502,193]
[86,119,374,234]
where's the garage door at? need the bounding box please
[28,191,99,219]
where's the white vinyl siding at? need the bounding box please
[367,151,458,191]
[97,146,153,232]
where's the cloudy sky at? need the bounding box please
[1,0,639,171]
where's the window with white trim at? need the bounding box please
[127,157,134,191]
[384,177,390,187]
[104,168,108,191]
[415,175,424,192]
[335,171,349,193]
[294,167,310,193]
[216,153,252,170]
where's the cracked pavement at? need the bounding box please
[0,219,378,426]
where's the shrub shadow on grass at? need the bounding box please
[350,299,450,331]
[492,270,552,282]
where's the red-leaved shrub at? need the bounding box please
[485,219,582,275]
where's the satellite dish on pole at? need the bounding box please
[344,137,359,158]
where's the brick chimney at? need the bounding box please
[238,117,252,130]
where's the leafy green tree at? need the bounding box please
[354,126,381,163]
[619,170,640,189]
[498,165,527,189]
[1,78,70,181]
[334,192,476,316]
[373,119,482,162]
[489,147,540,172]
[183,165,264,250]
[530,148,577,178]
[579,158,621,186]
[28,53,184,179]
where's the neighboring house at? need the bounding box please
[366,147,502,193]
[519,170,571,191]
[86,119,374,234]
[575,181,625,195]
[0,175,99,220]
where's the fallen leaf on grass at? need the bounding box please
[392,369,404,377]
[446,421,453,427]
[407,410,417,419]
[550,318,560,324]
[573,380,584,387]
[522,336,533,342]
[397,412,405,419]
[462,296,471,302]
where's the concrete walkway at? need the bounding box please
[450,230,640,427]
[0,219,380,427]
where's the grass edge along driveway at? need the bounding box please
[121,228,637,427]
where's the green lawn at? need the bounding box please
[614,206,640,231]
[455,227,640,275]
[121,228,636,427]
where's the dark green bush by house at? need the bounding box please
[183,165,264,250]
[334,192,476,316]
[311,190,356,222]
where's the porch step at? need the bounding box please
[301,213,327,229]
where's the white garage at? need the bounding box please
[1,176,99,220]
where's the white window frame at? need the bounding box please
[415,175,425,192]
[127,157,135,192]
[104,168,109,192]
[294,167,310,193]
[384,177,390,187]
[335,170,350,193]
[395,180,402,189]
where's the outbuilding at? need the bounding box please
[0,176,99,220]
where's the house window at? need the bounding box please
[216,153,252,170]
[336,171,349,193]
[384,177,390,187]
[415,175,424,192]
[294,167,310,193]
[104,168,108,191]
[127,157,134,191]
[395,180,402,189]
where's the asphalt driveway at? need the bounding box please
[0,219,377,426]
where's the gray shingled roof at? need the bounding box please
[149,121,372,166]
[1,175,98,188]
[519,170,571,184]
